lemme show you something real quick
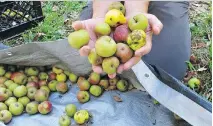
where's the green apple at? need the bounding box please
[40,86,50,94]
[39,72,48,80]
[38,101,52,115]
[10,72,27,85]
[56,73,67,82]
[102,57,120,74]
[4,80,14,88]
[64,71,71,76]
[0,88,9,102]
[68,29,90,49]
[4,72,12,79]
[27,76,39,83]
[65,104,77,117]
[5,97,17,106]
[74,110,89,124]
[0,103,8,111]
[88,48,103,65]
[34,89,49,102]
[27,87,37,100]
[95,36,117,57]
[108,1,125,15]
[78,80,90,91]
[116,79,129,92]
[99,79,109,89]
[9,102,24,116]
[188,77,201,89]
[128,13,148,31]
[127,29,146,51]
[13,85,27,98]
[48,80,58,92]
[88,72,100,85]
[6,89,12,97]
[105,9,126,27]
[25,67,39,76]
[77,91,90,103]
[89,85,102,97]
[56,82,68,94]
[26,102,38,115]
[0,110,12,124]
[69,73,78,83]
[52,66,63,74]
[109,76,119,86]
[59,115,71,126]
[95,22,111,36]
[115,43,133,63]
[18,97,30,107]
[8,83,18,92]
[0,66,6,76]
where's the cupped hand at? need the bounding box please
[72,18,112,76]
[72,13,163,79]
[117,13,163,75]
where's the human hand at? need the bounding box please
[116,13,163,75]
[72,18,110,75]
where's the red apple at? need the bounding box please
[38,101,52,114]
[113,24,130,42]
[38,80,47,87]
[26,82,39,89]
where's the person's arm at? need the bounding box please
[92,0,120,18]
[125,1,149,17]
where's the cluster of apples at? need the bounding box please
[0,64,79,124]
[59,104,90,125]
[68,1,148,75]
[76,72,129,103]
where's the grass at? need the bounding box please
[188,1,212,101]
[2,1,212,101]
[3,1,87,46]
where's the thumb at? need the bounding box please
[79,45,91,56]
[72,21,86,30]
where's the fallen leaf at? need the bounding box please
[33,33,45,41]
[190,54,198,64]
[197,67,207,72]
[113,96,122,102]
[183,71,197,82]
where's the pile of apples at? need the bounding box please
[0,64,130,125]
[0,64,81,124]
[68,2,148,75]
[76,72,130,104]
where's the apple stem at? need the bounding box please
[133,17,137,23]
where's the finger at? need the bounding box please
[146,14,163,35]
[79,45,91,56]
[92,65,103,74]
[117,64,124,74]
[123,57,141,71]
[135,31,152,57]
[72,21,86,30]
[108,73,116,79]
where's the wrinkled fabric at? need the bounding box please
[0,39,193,126]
